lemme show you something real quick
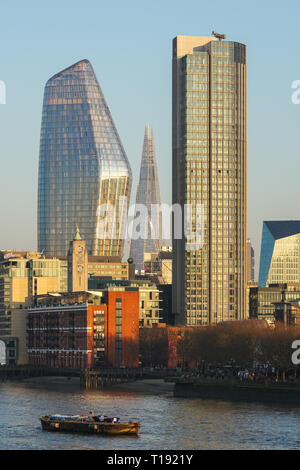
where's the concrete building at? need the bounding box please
[258,221,300,287]
[172,34,247,325]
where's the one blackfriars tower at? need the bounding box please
[38,59,132,257]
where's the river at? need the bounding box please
[1,377,300,450]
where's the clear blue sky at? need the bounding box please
[1,0,300,278]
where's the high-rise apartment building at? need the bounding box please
[258,221,300,286]
[130,125,162,271]
[172,35,247,325]
[38,59,131,258]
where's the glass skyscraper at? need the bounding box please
[130,125,162,272]
[38,59,132,257]
[172,35,247,326]
[258,221,300,286]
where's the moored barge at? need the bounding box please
[40,414,140,436]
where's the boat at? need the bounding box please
[40,414,140,436]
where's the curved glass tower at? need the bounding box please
[38,59,132,257]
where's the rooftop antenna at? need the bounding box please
[212,31,227,41]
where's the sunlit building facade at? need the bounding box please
[258,221,300,286]
[130,125,162,272]
[172,35,247,325]
[38,59,132,258]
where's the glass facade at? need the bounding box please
[130,125,162,271]
[38,59,132,258]
[258,221,300,286]
[172,36,247,325]
[250,284,300,324]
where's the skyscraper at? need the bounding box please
[130,125,162,271]
[247,239,255,284]
[258,221,300,286]
[172,35,247,326]
[38,59,132,258]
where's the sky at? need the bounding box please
[0,0,300,279]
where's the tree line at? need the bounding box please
[139,320,300,380]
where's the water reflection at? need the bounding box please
[1,380,300,450]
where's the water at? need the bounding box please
[1,378,300,450]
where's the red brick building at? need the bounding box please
[105,290,139,368]
[27,290,139,368]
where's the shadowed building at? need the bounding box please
[38,59,131,258]
[258,221,300,287]
[172,35,247,325]
[130,125,162,272]
[247,239,255,284]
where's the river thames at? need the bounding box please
[1,377,300,450]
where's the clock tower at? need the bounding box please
[67,227,88,292]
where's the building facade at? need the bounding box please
[130,125,162,272]
[258,221,300,287]
[249,283,300,324]
[88,278,161,327]
[0,251,64,364]
[172,35,247,325]
[143,247,172,284]
[0,249,133,364]
[38,59,132,258]
[27,290,139,368]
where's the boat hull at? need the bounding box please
[40,417,140,436]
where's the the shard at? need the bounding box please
[130,125,162,271]
[38,59,132,257]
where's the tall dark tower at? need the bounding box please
[130,125,162,272]
[38,59,132,258]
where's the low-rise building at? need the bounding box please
[27,289,139,368]
[249,283,300,324]
[88,278,161,327]
[0,246,133,365]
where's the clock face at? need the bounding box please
[77,265,83,273]
[77,246,83,253]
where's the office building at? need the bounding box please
[258,221,300,287]
[249,283,300,324]
[38,59,132,258]
[172,34,247,325]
